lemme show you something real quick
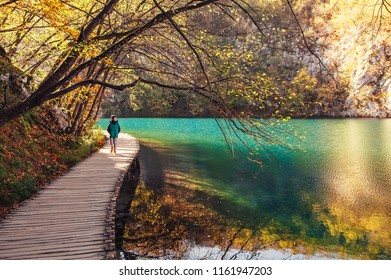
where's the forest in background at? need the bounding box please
[100,0,391,118]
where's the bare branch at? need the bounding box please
[230,0,266,36]
[221,225,245,260]
[0,0,17,8]
[152,0,212,96]
[213,3,237,22]
[47,76,208,101]
[48,79,140,100]
[285,0,338,86]
[383,0,391,13]
[31,0,121,99]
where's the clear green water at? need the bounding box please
[98,118,391,259]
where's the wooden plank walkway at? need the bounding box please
[0,133,139,260]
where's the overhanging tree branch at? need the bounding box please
[230,0,266,36]
[0,0,219,127]
[0,0,17,8]
[46,77,208,101]
[37,0,219,97]
[93,0,218,41]
[47,79,140,100]
[31,0,120,98]
[153,0,212,91]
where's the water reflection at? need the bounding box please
[317,120,391,258]
[100,118,391,259]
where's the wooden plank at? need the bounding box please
[1,214,107,221]
[0,245,106,259]
[0,241,106,254]
[0,240,105,251]
[31,195,111,200]
[44,186,114,189]
[0,217,107,227]
[10,207,107,213]
[20,252,106,260]
[0,231,107,242]
[5,214,108,220]
[0,236,107,245]
[0,234,106,245]
[0,216,106,224]
[2,213,108,221]
[0,221,106,231]
[0,229,107,239]
[2,212,108,219]
[0,227,105,236]
[15,203,108,209]
[3,250,106,260]
[0,230,107,241]
[1,209,107,216]
[16,202,110,208]
[38,185,114,189]
[0,218,107,227]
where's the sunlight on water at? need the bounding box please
[98,118,391,259]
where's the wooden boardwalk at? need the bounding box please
[0,133,139,260]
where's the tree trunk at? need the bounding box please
[69,102,85,135]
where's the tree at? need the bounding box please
[0,0,227,126]
[0,0,312,152]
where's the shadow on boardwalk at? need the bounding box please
[0,133,139,260]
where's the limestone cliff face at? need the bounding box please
[0,56,31,105]
[343,41,391,117]
[303,2,391,118]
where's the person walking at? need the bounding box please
[107,115,121,155]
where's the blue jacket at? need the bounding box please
[107,120,120,138]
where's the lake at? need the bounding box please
[98,118,391,259]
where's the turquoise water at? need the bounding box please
[98,118,391,259]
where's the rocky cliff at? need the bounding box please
[304,1,391,117]
[0,55,31,107]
